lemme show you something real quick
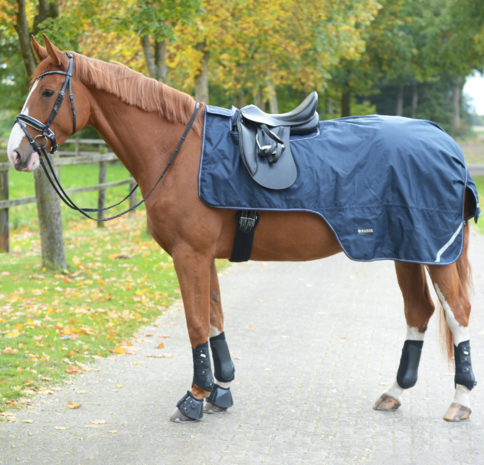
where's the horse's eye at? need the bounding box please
[41,90,55,98]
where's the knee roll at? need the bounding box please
[454,341,477,391]
[210,332,235,383]
[397,340,423,389]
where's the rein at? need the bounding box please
[15,52,200,222]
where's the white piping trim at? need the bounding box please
[435,221,464,263]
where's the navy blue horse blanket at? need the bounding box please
[199,106,481,265]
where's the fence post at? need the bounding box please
[98,146,107,227]
[75,138,80,157]
[129,180,137,218]
[0,155,9,253]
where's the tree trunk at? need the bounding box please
[155,39,167,82]
[452,76,463,136]
[265,76,278,113]
[411,82,418,119]
[0,154,8,253]
[194,42,209,104]
[237,88,245,108]
[14,0,36,82]
[140,35,156,79]
[253,86,266,111]
[396,85,404,116]
[13,0,66,268]
[34,167,66,269]
[341,85,351,117]
[33,0,59,34]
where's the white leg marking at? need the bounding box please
[406,325,425,341]
[209,325,221,338]
[385,380,405,403]
[215,379,232,388]
[452,384,472,409]
[434,283,469,345]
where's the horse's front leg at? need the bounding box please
[169,246,214,423]
[204,260,235,414]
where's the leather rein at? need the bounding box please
[15,52,200,222]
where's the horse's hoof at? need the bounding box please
[204,401,228,414]
[443,403,471,422]
[170,407,198,423]
[373,393,401,411]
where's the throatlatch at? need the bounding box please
[397,340,423,389]
[208,332,235,409]
[454,341,477,390]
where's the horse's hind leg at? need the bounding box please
[204,260,236,414]
[427,261,476,422]
[374,262,435,411]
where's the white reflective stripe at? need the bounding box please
[435,221,464,263]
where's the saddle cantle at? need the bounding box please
[237,92,319,190]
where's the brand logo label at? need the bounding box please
[357,228,374,235]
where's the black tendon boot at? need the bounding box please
[206,332,235,412]
[397,340,424,389]
[173,341,214,421]
[454,341,477,390]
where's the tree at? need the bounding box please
[2,0,67,268]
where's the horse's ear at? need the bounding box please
[31,35,48,63]
[42,34,68,68]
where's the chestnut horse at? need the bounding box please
[7,35,476,422]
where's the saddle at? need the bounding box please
[237,92,319,190]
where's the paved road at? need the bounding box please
[1,229,484,465]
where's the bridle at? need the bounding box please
[15,52,199,222]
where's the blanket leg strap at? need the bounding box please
[229,210,259,262]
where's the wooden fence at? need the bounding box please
[0,138,136,253]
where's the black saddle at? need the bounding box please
[237,92,319,190]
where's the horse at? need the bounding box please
[7,34,478,423]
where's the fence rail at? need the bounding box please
[0,138,136,253]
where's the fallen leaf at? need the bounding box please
[108,430,118,434]
[66,366,82,375]
[156,343,165,349]
[233,357,242,360]
[2,347,18,354]
[55,426,68,430]
[23,420,34,424]
[340,336,346,339]
[158,335,170,338]
[114,346,126,354]
[248,326,253,330]
[90,419,106,424]
[75,391,87,394]
[67,402,82,409]
[117,384,124,388]
[145,333,154,337]
[5,330,20,338]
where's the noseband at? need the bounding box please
[14,52,200,222]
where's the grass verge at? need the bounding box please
[1,164,228,414]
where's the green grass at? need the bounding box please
[473,176,484,235]
[1,164,229,412]
[8,162,137,232]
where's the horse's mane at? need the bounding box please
[33,52,203,135]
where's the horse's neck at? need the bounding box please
[86,89,196,192]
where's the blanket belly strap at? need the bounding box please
[229,210,259,262]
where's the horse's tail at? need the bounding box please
[438,213,473,362]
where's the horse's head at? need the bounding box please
[7,35,90,172]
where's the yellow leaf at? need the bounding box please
[5,330,20,338]
[156,343,165,349]
[114,346,126,354]
[67,402,82,409]
[97,279,106,286]
[72,256,81,266]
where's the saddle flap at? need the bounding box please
[237,114,297,190]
